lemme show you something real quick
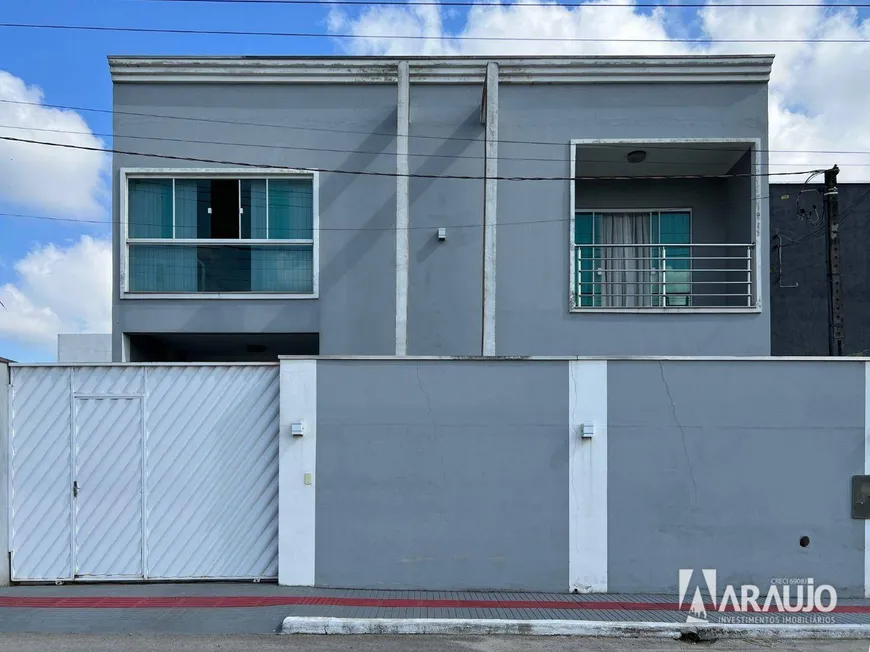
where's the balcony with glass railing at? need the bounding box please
[128,242,314,294]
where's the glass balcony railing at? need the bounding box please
[128,242,314,294]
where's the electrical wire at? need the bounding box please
[84,0,870,7]
[0,133,822,181]
[779,184,870,248]
[0,122,860,168]
[0,193,779,229]
[795,170,824,226]
[3,97,869,157]
[2,21,870,42]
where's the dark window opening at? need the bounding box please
[127,333,320,362]
[197,180,250,291]
[210,179,240,239]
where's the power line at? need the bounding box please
[95,0,870,7]
[778,185,870,248]
[2,21,870,43]
[1,194,778,229]
[0,122,859,168]
[3,97,869,157]
[0,133,821,181]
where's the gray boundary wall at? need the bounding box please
[2,357,863,594]
[279,357,868,596]
[607,360,865,597]
[0,362,8,586]
[315,359,569,590]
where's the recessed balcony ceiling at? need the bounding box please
[575,143,751,178]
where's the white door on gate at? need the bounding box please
[74,397,144,579]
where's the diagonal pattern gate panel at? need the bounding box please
[9,367,73,582]
[74,397,143,579]
[9,364,279,582]
[145,366,279,579]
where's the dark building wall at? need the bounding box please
[770,183,870,356]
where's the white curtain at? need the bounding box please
[599,213,653,308]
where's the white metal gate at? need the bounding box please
[9,364,279,582]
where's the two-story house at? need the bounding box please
[110,55,772,361]
[14,53,869,596]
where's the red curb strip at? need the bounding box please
[0,595,867,613]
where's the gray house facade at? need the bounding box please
[110,55,772,361]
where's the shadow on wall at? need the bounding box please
[318,112,398,298]
[414,109,483,266]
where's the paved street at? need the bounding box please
[0,636,868,652]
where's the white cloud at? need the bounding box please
[0,236,111,351]
[329,0,870,180]
[0,70,109,217]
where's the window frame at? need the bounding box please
[568,138,763,315]
[573,208,693,309]
[119,168,319,300]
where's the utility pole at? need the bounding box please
[824,165,843,356]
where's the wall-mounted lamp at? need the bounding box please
[579,423,594,439]
[290,422,305,437]
[437,228,447,241]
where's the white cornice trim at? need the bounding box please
[108,56,774,84]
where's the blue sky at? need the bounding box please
[2,0,870,361]
[0,0,344,361]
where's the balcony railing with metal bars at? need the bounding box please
[573,243,756,310]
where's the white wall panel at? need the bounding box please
[278,360,317,586]
[10,367,73,581]
[145,365,279,579]
[568,360,608,593]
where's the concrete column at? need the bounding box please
[482,62,499,356]
[0,362,9,586]
[278,359,317,586]
[395,61,411,356]
[121,333,131,362]
[568,360,608,592]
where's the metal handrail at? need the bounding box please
[574,242,756,309]
[577,243,754,247]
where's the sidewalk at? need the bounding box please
[2,584,870,635]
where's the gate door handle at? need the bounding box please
[73,481,79,498]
